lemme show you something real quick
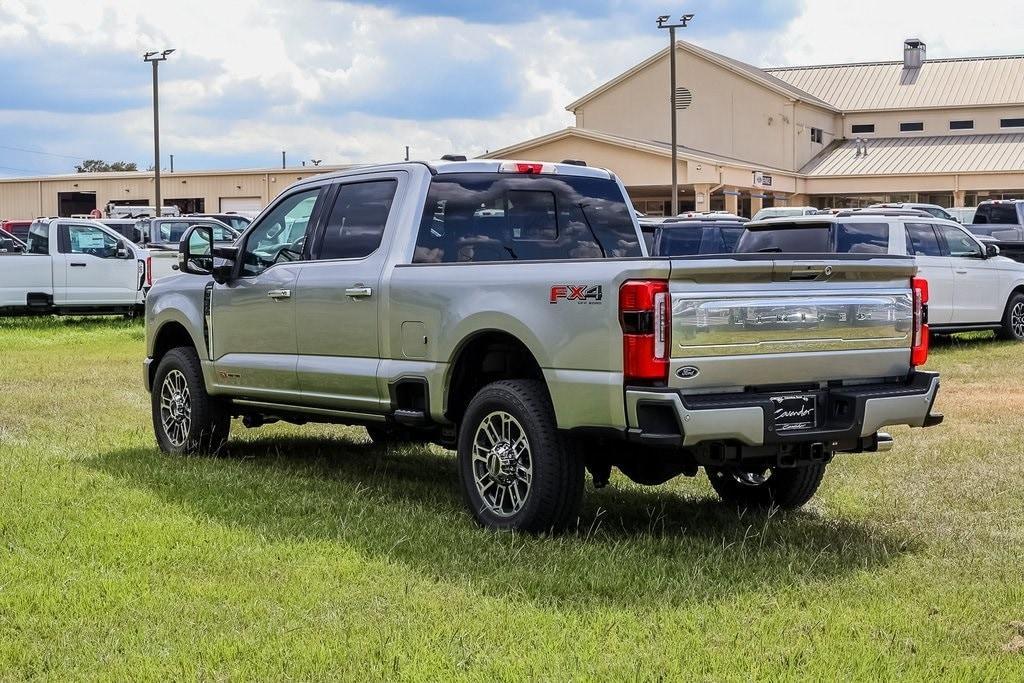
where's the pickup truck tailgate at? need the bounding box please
[667,256,917,391]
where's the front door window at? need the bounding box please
[239,189,321,277]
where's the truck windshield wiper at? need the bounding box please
[757,247,783,253]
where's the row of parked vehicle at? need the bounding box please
[0,213,252,315]
[639,201,1024,341]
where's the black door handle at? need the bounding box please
[70,262,87,267]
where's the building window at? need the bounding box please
[810,127,823,144]
[900,122,924,132]
[1001,118,1024,128]
[949,120,974,130]
[851,124,874,134]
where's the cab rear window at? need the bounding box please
[413,173,641,263]
[736,223,830,253]
[736,222,889,254]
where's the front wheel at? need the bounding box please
[151,347,231,455]
[457,380,584,532]
[998,292,1024,341]
[706,462,826,510]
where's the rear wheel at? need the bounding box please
[457,380,584,532]
[152,347,231,455]
[998,292,1024,341]
[706,462,826,510]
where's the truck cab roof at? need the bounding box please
[290,159,615,192]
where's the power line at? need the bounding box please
[0,164,54,174]
[0,144,85,161]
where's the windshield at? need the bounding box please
[157,221,238,244]
[657,227,703,256]
[26,222,49,254]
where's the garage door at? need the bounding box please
[219,196,262,213]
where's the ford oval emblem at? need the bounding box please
[676,366,700,379]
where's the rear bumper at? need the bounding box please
[625,370,941,449]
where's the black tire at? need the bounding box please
[997,292,1024,341]
[706,462,826,510]
[151,347,231,455]
[457,380,584,532]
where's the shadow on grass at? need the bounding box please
[930,330,999,349]
[90,433,919,609]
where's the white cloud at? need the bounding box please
[0,0,1021,176]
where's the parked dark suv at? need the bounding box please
[641,213,748,256]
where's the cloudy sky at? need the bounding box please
[0,0,1019,177]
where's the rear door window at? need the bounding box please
[735,223,831,253]
[413,173,641,263]
[316,180,397,260]
[835,222,889,253]
[905,222,943,256]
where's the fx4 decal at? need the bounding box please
[550,284,603,304]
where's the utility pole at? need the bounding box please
[169,154,174,173]
[656,13,693,216]
[405,146,410,161]
[282,151,286,169]
[143,49,175,215]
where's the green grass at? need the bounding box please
[1,316,1023,679]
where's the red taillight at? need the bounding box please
[146,256,152,287]
[620,279,670,384]
[911,276,929,367]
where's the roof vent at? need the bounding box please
[440,154,467,162]
[903,38,926,69]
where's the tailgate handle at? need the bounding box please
[789,265,833,281]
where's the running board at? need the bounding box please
[232,399,387,423]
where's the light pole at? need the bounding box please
[144,49,174,215]
[656,13,693,216]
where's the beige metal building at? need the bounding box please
[487,39,1024,216]
[0,165,350,220]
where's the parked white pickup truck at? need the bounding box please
[0,218,150,316]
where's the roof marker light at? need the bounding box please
[499,161,556,174]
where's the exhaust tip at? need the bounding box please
[876,432,894,452]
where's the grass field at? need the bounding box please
[1,316,1023,679]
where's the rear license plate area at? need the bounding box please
[770,393,817,432]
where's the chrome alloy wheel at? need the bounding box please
[472,411,533,517]
[1012,301,1024,339]
[159,369,192,447]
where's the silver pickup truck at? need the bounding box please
[143,159,942,532]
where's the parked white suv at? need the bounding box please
[750,206,818,221]
[737,209,1024,340]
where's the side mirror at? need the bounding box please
[116,246,129,259]
[985,243,1000,258]
[179,225,215,276]
[179,225,236,283]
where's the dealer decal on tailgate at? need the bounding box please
[549,285,603,304]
